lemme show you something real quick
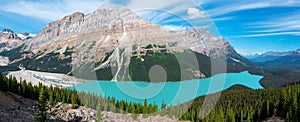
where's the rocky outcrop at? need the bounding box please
[48,102,96,122]
[100,111,187,122]
[0,28,22,52]
[48,102,186,122]
[0,28,35,52]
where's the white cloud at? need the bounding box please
[233,32,300,38]
[0,0,104,21]
[204,0,300,17]
[0,0,217,32]
[161,25,185,31]
[187,8,206,19]
[102,0,214,28]
[0,0,208,25]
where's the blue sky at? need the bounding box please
[0,0,299,55]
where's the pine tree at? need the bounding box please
[71,92,77,109]
[143,99,148,114]
[34,87,49,122]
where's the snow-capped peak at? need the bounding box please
[1,28,14,34]
[17,32,36,40]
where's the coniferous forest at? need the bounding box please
[0,73,299,121]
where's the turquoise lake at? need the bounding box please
[70,71,263,108]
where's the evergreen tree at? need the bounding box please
[143,99,148,114]
[34,87,49,122]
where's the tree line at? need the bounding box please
[163,85,300,121]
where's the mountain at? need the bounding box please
[245,51,294,62]
[0,28,22,52]
[0,8,254,81]
[258,49,300,71]
[0,28,36,52]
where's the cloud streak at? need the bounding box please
[0,0,104,21]
[203,0,300,17]
[200,0,300,37]
[240,11,300,37]
[233,32,300,38]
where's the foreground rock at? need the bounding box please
[48,102,187,122]
[100,111,188,122]
[0,91,35,122]
[48,102,96,122]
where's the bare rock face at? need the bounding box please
[179,28,237,59]
[0,28,22,52]
[21,9,236,56]
[19,8,237,62]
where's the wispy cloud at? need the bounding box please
[200,0,300,37]
[161,25,185,31]
[248,14,300,31]
[211,16,234,22]
[0,0,213,28]
[102,0,216,29]
[0,0,104,21]
[239,11,300,37]
[203,0,300,17]
[232,32,300,38]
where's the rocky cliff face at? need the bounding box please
[4,8,250,81]
[21,8,237,61]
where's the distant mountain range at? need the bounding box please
[245,50,298,62]
[245,49,300,71]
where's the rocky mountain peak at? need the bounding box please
[2,28,14,33]
[24,8,157,54]
[62,12,84,21]
[0,29,22,52]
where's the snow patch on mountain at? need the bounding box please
[17,32,36,40]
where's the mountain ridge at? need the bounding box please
[1,8,253,81]
[257,49,300,71]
